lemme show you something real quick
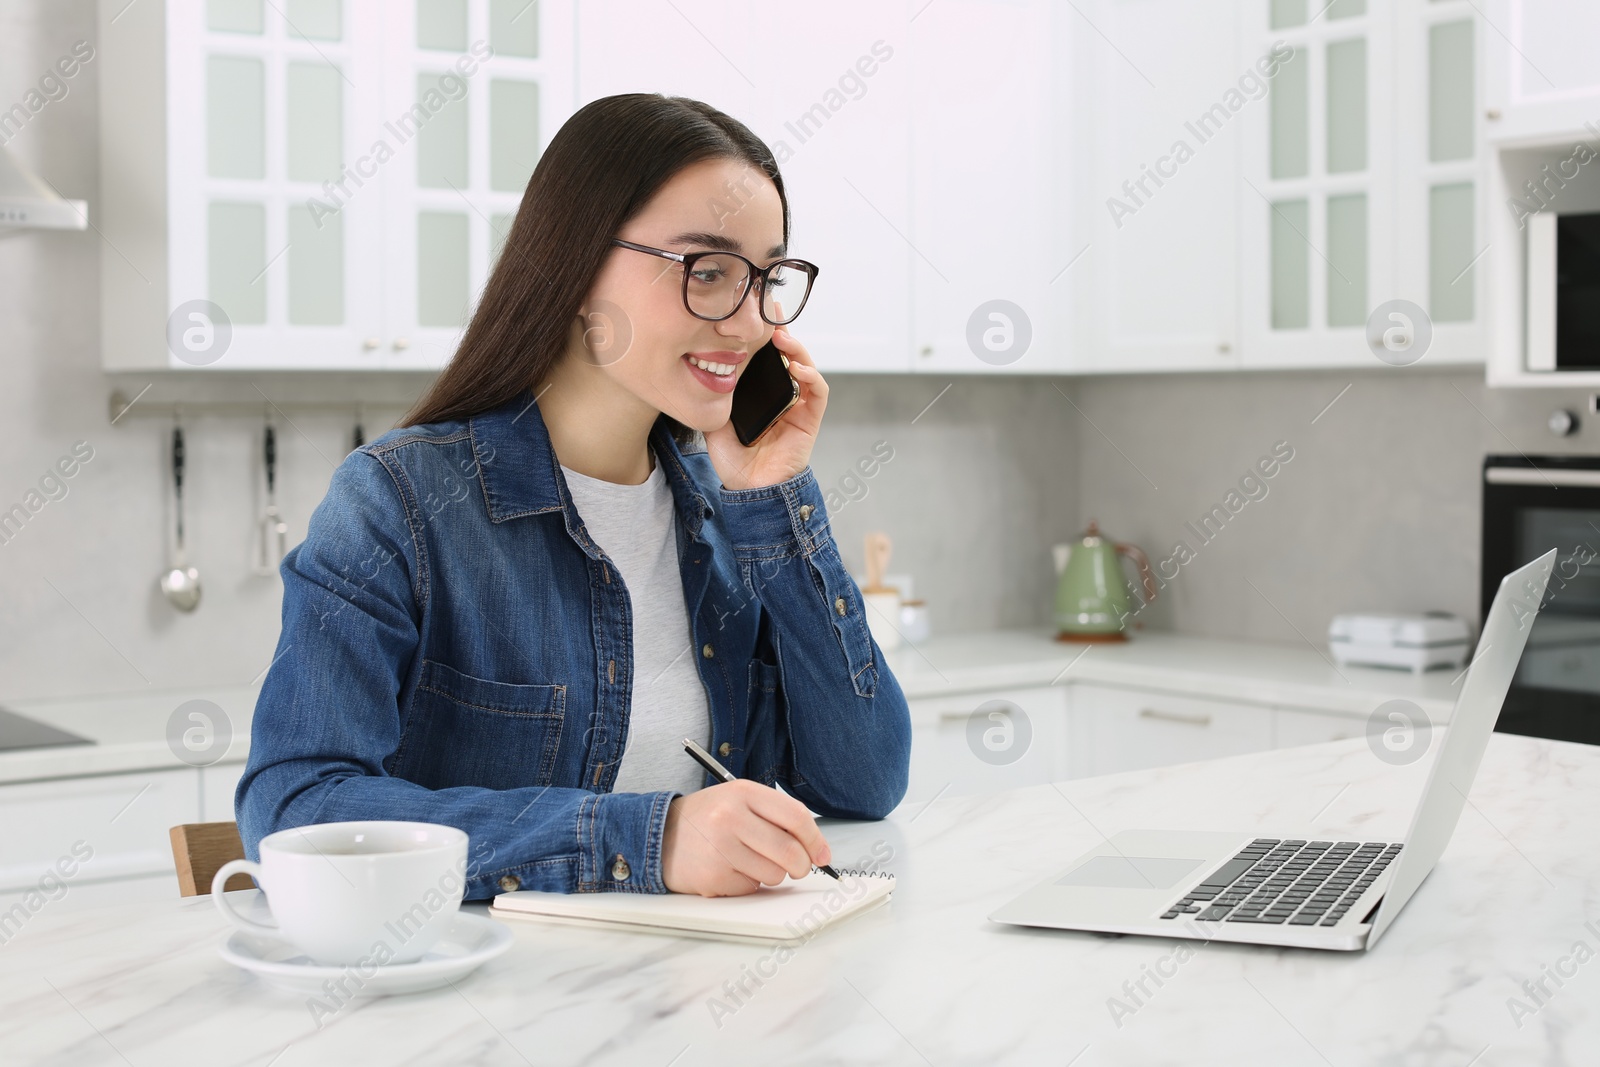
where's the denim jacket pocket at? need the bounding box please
[404,659,566,791]
[745,654,788,785]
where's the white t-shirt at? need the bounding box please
[559,453,711,796]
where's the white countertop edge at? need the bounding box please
[0,629,1465,784]
[889,629,1463,718]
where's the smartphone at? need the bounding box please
[730,339,799,446]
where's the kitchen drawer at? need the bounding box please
[0,872,178,925]
[0,768,198,892]
[1068,684,1274,778]
[1274,708,1364,749]
[905,686,1069,804]
[200,762,246,823]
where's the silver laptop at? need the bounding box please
[989,549,1557,951]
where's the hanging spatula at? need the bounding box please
[254,420,288,576]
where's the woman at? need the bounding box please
[236,94,912,900]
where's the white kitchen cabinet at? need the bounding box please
[1477,0,1600,386]
[1236,0,1482,369]
[744,7,913,373]
[1067,682,1274,777]
[908,0,1067,374]
[0,760,246,923]
[574,1,914,373]
[99,0,575,371]
[1237,0,1395,367]
[1391,1,1484,365]
[92,0,1494,380]
[381,0,577,371]
[200,761,248,823]
[1273,706,1363,748]
[1073,0,1241,372]
[0,872,180,923]
[1480,0,1600,146]
[0,768,197,893]
[575,0,1063,376]
[905,685,1069,804]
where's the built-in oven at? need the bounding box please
[1483,454,1600,745]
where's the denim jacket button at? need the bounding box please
[701,643,714,659]
[611,854,631,881]
[498,874,521,892]
[834,596,847,616]
[718,741,731,756]
[799,504,815,521]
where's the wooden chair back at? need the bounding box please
[169,822,254,897]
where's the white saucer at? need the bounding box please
[219,911,513,996]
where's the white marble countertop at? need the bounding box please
[887,629,1463,717]
[0,685,258,784]
[0,630,1463,785]
[0,731,1593,1065]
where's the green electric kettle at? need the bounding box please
[1052,520,1158,642]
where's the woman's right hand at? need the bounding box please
[661,779,833,896]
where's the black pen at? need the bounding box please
[682,736,842,881]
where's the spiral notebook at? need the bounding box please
[490,869,896,945]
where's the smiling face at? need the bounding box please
[568,156,788,434]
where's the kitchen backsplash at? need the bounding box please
[1067,365,1600,643]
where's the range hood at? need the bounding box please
[0,145,87,230]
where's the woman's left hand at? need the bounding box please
[705,316,828,491]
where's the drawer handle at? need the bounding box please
[1140,708,1212,727]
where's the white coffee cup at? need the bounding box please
[212,821,469,967]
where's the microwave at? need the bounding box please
[1526,210,1600,371]
[1483,454,1600,745]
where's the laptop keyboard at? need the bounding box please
[1158,838,1402,927]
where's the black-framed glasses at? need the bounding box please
[610,238,819,325]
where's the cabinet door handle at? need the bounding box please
[1139,707,1211,726]
[937,704,1033,722]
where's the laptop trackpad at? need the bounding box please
[1054,855,1203,890]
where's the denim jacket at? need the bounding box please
[236,388,911,899]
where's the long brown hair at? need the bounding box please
[399,94,790,437]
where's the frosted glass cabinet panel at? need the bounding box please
[1242,0,1480,368]
[1428,19,1473,162]
[489,79,540,192]
[1270,52,1308,180]
[205,56,265,179]
[287,203,344,325]
[1408,6,1479,335]
[207,0,263,34]
[1270,200,1309,330]
[101,0,574,371]
[167,3,377,369]
[207,201,268,324]
[383,0,573,370]
[1241,0,1397,366]
[1324,38,1367,174]
[1325,192,1367,326]
[286,0,342,39]
[489,0,538,57]
[1428,182,1474,323]
[1269,0,1305,29]
[284,61,342,182]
